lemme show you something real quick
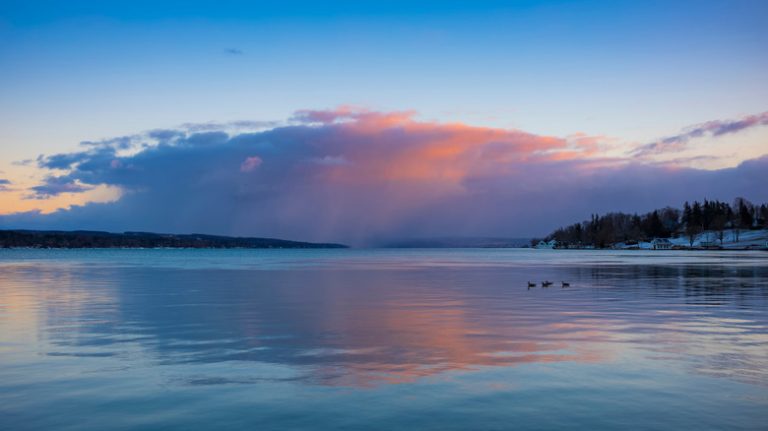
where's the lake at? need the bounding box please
[1,249,767,430]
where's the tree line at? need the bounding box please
[539,197,768,248]
[0,230,348,249]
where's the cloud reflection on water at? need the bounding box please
[1,255,767,388]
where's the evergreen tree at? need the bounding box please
[759,204,768,228]
[740,199,753,228]
[682,201,692,227]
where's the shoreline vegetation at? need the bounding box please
[532,197,768,250]
[0,230,347,249]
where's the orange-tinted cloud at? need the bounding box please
[288,107,599,184]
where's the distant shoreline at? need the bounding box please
[2,246,766,252]
[523,247,768,252]
[0,230,347,249]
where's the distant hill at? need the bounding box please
[0,230,347,249]
[381,237,530,248]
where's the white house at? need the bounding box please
[535,239,558,249]
[651,238,673,250]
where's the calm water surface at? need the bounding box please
[1,249,767,430]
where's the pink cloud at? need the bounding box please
[240,156,262,172]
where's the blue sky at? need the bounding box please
[1,1,766,239]
[3,1,766,149]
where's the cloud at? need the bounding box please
[0,178,11,191]
[179,120,277,132]
[28,176,93,198]
[79,135,136,149]
[224,48,244,55]
[37,145,119,175]
[292,106,416,126]
[240,156,262,172]
[2,108,767,245]
[633,111,768,157]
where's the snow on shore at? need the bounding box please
[633,229,768,249]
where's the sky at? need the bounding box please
[1,0,767,244]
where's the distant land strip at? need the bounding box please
[381,237,530,248]
[0,230,347,249]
